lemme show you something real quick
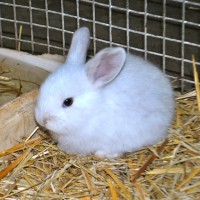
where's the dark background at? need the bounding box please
[0,0,200,90]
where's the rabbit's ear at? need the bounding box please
[86,47,126,87]
[66,27,90,65]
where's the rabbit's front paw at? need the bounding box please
[95,151,120,159]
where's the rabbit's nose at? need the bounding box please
[36,117,48,131]
[43,118,48,126]
[36,114,48,127]
[43,117,48,126]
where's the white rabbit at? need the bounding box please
[35,27,174,158]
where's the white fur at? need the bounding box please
[35,27,175,158]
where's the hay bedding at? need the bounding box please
[0,91,199,200]
[0,61,199,199]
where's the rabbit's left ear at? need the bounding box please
[86,47,126,87]
[66,27,90,65]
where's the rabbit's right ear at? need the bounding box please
[66,27,90,65]
[86,47,126,88]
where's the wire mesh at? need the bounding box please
[0,0,199,91]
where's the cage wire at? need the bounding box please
[0,0,199,91]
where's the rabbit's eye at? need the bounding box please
[63,98,73,107]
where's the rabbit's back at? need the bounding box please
[96,54,175,151]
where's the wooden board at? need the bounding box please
[0,90,38,151]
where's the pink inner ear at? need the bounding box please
[87,47,126,87]
[94,55,118,81]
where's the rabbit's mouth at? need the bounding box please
[41,117,71,136]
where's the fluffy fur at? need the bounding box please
[35,27,175,158]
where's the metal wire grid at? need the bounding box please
[0,0,200,90]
